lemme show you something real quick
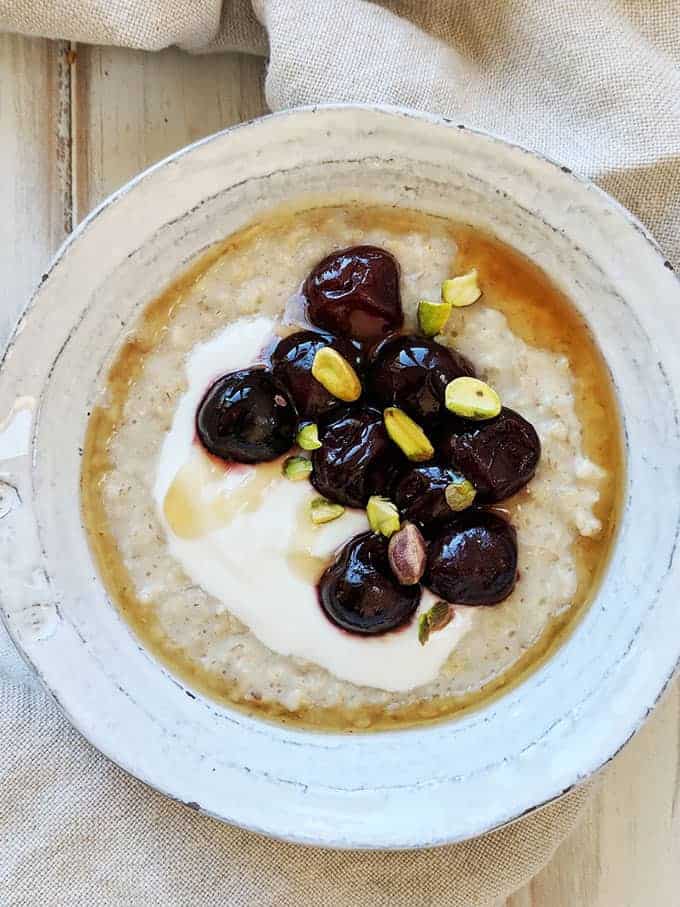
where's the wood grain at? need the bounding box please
[72,45,266,218]
[0,35,72,337]
[506,683,680,906]
[1,32,679,906]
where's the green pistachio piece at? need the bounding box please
[418,601,454,646]
[444,475,477,512]
[366,495,401,538]
[441,269,481,308]
[417,298,453,337]
[283,456,313,482]
[383,406,434,462]
[444,376,501,420]
[310,497,345,525]
[311,347,362,402]
[297,423,322,450]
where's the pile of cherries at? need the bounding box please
[196,246,541,637]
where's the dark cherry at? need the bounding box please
[270,330,363,421]
[425,511,518,606]
[304,245,403,343]
[311,406,403,508]
[196,367,297,464]
[318,531,421,634]
[439,407,541,503]
[394,464,469,535]
[366,334,475,425]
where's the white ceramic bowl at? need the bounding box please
[1,105,679,849]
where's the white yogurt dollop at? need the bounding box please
[153,316,471,692]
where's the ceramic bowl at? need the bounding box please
[1,105,679,849]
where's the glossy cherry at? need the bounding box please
[311,406,403,508]
[366,333,475,425]
[304,245,403,343]
[394,464,470,535]
[439,407,541,503]
[318,531,421,634]
[196,367,297,464]
[270,329,362,422]
[425,511,518,606]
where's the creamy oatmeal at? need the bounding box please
[81,205,621,730]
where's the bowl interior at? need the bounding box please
[1,106,679,848]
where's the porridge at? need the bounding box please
[81,205,622,730]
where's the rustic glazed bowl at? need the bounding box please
[1,105,679,849]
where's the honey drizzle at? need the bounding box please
[285,497,328,584]
[163,451,281,540]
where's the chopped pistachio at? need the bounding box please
[418,601,454,646]
[310,497,345,525]
[283,456,313,482]
[429,601,454,632]
[417,298,452,337]
[444,475,477,512]
[367,495,401,538]
[388,522,426,585]
[417,613,429,646]
[441,269,481,308]
[383,406,434,462]
[445,376,501,420]
[311,346,362,402]
[297,423,322,451]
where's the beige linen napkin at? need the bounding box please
[1,2,679,905]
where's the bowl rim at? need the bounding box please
[2,102,679,849]
[6,102,677,356]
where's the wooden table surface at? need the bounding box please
[1,35,678,906]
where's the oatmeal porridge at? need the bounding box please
[81,205,622,730]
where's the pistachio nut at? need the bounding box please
[444,475,477,511]
[417,298,452,337]
[310,496,345,525]
[388,522,426,585]
[297,423,322,450]
[384,406,434,462]
[418,601,454,646]
[283,456,313,482]
[444,376,501,420]
[366,495,401,538]
[441,269,481,308]
[311,346,362,402]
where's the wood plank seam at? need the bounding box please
[55,41,73,236]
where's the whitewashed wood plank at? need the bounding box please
[507,682,680,905]
[0,35,72,340]
[72,44,266,218]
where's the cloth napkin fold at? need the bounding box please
[2,1,679,905]
[3,0,680,272]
